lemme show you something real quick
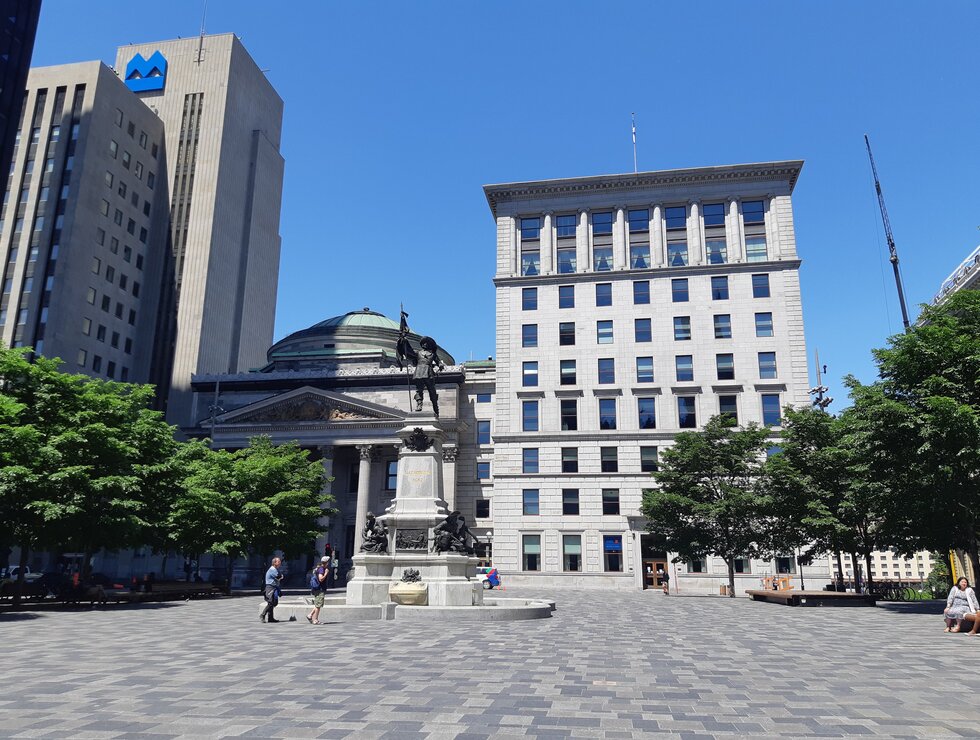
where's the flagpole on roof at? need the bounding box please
[631,113,637,174]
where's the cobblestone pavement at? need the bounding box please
[0,588,977,738]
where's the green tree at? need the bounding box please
[641,415,772,598]
[926,553,952,598]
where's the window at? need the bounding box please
[595,282,612,307]
[758,352,777,379]
[558,285,574,309]
[139,227,148,244]
[742,199,765,224]
[134,161,143,180]
[86,287,96,304]
[633,280,650,305]
[476,393,491,403]
[672,278,689,302]
[667,240,688,267]
[128,309,136,326]
[592,212,613,271]
[602,490,621,516]
[675,355,693,382]
[755,312,773,337]
[752,274,770,298]
[92,355,103,373]
[628,208,649,233]
[91,257,101,274]
[636,356,654,383]
[520,217,541,276]
[563,535,582,572]
[597,320,613,344]
[104,171,113,188]
[556,213,577,237]
[673,316,691,341]
[147,172,155,189]
[385,460,398,490]
[522,448,539,474]
[522,361,538,387]
[124,338,132,354]
[127,218,136,236]
[118,181,127,197]
[762,393,781,426]
[742,200,767,262]
[560,359,576,386]
[96,324,107,342]
[562,489,580,515]
[96,228,106,246]
[522,535,541,570]
[774,554,796,574]
[476,499,491,519]
[139,131,147,148]
[597,358,615,384]
[477,420,491,444]
[678,397,697,428]
[113,209,123,226]
[711,276,729,300]
[100,199,110,216]
[638,397,657,429]
[628,208,650,268]
[561,448,578,473]
[560,399,578,431]
[599,447,619,473]
[665,205,688,266]
[599,398,617,429]
[114,109,123,126]
[640,446,659,473]
[77,349,87,366]
[714,314,732,339]
[105,266,115,283]
[81,318,91,335]
[522,287,537,310]
[110,237,119,254]
[109,140,118,158]
[688,558,707,573]
[559,322,575,346]
[703,203,727,264]
[706,239,728,265]
[716,353,735,380]
[101,296,111,312]
[603,534,623,572]
[719,394,738,423]
[703,202,726,227]
[665,205,686,229]
[522,490,540,515]
[522,401,539,432]
[557,244,577,274]
[746,236,768,262]
[477,461,491,480]
[556,214,577,274]
[634,318,652,343]
[119,275,127,290]
[127,121,135,138]
[110,331,119,349]
[521,324,537,348]
[122,151,131,169]
[734,557,752,574]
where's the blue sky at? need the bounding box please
[33,2,979,410]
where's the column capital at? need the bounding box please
[651,202,663,210]
[766,192,776,201]
[727,195,740,205]
[543,210,554,217]
[614,204,627,213]
[442,445,459,463]
[688,198,700,207]
[356,444,376,461]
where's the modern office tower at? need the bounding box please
[483,162,814,590]
[0,61,168,380]
[0,1,42,203]
[114,35,284,422]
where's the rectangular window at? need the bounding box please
[559,321,575,346]
[562,489,580,515]
[92,355,103,373]
[522,448,539,474]
[758,352,777,379]
[634,318,652,343]
[603,534,623,572]
[755,312,774,337]
[592,211,613,271]
[522,401,538,432]
[597,358,615,384]
[633,280,650,305]
[522,534,541,571]
[477,419,491,444]
[762,394,781,426]
[122,151,131,169]
[742,201,767,261]
[602,491,620,516]
[521,324,537,348]
[101,296,111,312]
[118,181,127,197]
[745,236,768,262]
[81,317,91,335]
[475,499,490,519]
[628,208,650,268]
[556,244,577,274]
[628,208,649,233]
[522,287,537,310]
[385,460,398,490]
[556,213,577,238]
[563,534,582,572]
[636,356,654,383]
[665,205,686,229]
[742,199,765,224]
[86,287,96,305]
[77,349,87,366]
[520,217,541,276]
[638,397,657,429]
[522,361,538,387]
[671,278,689,302]
[719,394,738,423]
[716,354,735,381]
[597,320,613,344]
[595,282,612,307]
[104,171,113,188]
[599,398,617,430]
[560,359,576,386]
[706,239,728,265]
[476,393,491,403]
[752,273,770,298]
[110,331,119,349]
[100,199,110,216]
[522,490,540,516]
[561,447,578,473]
[703,202,726,227]
[678,397,697,428]
[594,247,613,272]
[477,461,491,480]
[109,140,118,158]
[630,242,651,269]
[105,266,115,283]
[711,276,729,300]
[640,446,659,473]
[96,325,107,342]
[556,214,577,274]
[91,257,101,274]
[560,399,578,431]
[675,355,693,382]
[734,556,752,574]
[667,240,689,267]
[714,314,732,339]
[114,109,123,126]
[673,316,691,341]
[558,285,574,309]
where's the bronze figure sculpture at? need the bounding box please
[396,308,445,417]
[359,512,389,553]
[432,511,480,555]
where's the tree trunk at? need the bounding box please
[835,552,845,590]
[851,552,861,593]
[864,550,875,591]
[81,546,93,582]
[727,558,736,598]
[225,556,235,595]
[160,551,169,581]
[11,543,29,607]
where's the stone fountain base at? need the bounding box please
[346,552,483,607]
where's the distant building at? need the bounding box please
[835,550,934,583]
[933,244,980,305]
[0,1,42,204]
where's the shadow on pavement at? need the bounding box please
[0,612,45,621]
[877,600,945,615]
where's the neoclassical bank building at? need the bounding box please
[190,161,834,595]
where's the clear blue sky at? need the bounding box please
[33,1,980,410]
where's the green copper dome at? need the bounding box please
[309,309,401,332]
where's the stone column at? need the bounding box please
[540,211,553,275]
[353,444,375,553]
[510,215,519,276]
[316,446,335,555]
[765,193,780,260]
[650,203,664,267]
[688,200,702,265]
[442,445,459,511]
[576,209,589,273]
[726,197,741,262]
[613,206,627,270]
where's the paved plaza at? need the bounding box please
[0,588,977,738]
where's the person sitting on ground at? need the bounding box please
[306,556,330,625]
[943,577,979,634]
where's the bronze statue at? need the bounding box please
[432,511,480,555]
[359,512,389,553]
[396,309,445,417]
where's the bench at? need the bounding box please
[746,589,877,607]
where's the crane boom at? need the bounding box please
[865,134,911,330]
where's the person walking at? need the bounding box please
[661,567,670,596]
[306,556,331,625]
[943,577,979,634]
[260,557,283,623]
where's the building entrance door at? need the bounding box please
[643,560,668,589]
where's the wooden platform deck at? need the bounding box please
[746,589,877,607]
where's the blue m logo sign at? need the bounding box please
[125,51,168,92]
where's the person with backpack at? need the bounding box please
[306,556,331,625]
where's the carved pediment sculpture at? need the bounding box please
[237,395,376,424]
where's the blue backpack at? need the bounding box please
[309,569,322,590]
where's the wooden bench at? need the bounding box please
[746,589,877,607]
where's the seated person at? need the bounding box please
[943,577,979,634]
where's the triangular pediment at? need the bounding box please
[216,387,403,425]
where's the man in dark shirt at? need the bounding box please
[260,557,283,623]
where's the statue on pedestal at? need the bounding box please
[396,308,445,418]
[359,512,388,553]
[432,511,480,555]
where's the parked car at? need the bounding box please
[476,566,501,590]
[0,565,42,582]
